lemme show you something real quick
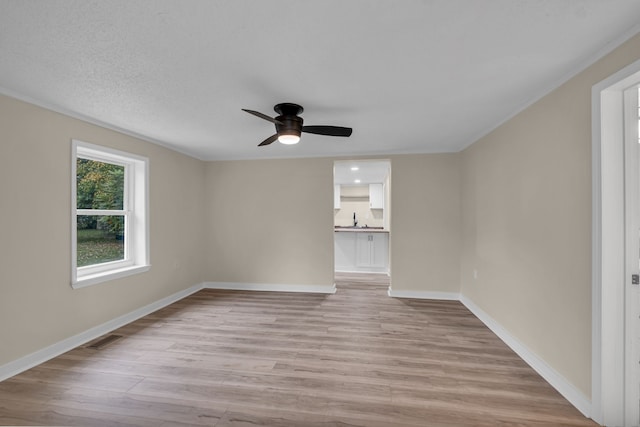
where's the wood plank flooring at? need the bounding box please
[0,273,597,426]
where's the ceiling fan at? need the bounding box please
[242,103,353,146]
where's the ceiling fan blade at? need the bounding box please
[258,134,279,147]
[302,125,353,137]
[242,109,284,125]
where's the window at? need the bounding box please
[71,140,149,288]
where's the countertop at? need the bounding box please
[334,227,389,233]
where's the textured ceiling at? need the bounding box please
[1,1,640,160]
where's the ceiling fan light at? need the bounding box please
[278,134,300,145]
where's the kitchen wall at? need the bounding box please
[0,94,206,367]
[460,31,640,399]
[334,185,384,228]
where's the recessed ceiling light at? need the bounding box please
[351,166,359,171]
[354,179,361,183]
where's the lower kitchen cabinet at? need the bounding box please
[356,232,388,269]
[335,231,389,273]
[335,232,357,271]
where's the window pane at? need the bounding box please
[77,215,125,267]
[76,159,124,210]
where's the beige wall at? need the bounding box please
[0,94,206,366]
[203,158,335,287]
[390,154,461,293]
[460,33,640,397]
[203,154,461,295]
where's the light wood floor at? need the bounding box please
[0,273,597,426]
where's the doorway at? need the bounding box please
[593,61,640,426]
[333,160,391,277]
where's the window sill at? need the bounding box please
[72,264,151,289]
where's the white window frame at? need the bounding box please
[71,140,150,289]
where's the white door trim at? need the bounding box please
[623,84,640,427]
[592,58,640,426]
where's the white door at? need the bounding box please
[624,85,640,426]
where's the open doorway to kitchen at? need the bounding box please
[333,160,391,280]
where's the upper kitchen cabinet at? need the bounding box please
[334,184,341,209]
[369,183,384,209]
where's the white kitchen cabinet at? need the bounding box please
[369,183,384,209]
[334,231,356,271]
[335,231,389,273]
[334,184,341,209]
[356,232,388,270]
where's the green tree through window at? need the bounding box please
[76,159,125,266]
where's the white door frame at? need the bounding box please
[623,84,640,427]
[592,58,640,426]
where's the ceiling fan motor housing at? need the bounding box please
[274,103,303,116]
[276,114,303,138]
[274,103,304,138]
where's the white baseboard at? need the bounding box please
[205,282,337,294]
[387,287,460,300]
[459,295,592,418]
[0,283,205,382]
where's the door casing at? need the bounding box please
[592,58,640,426]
